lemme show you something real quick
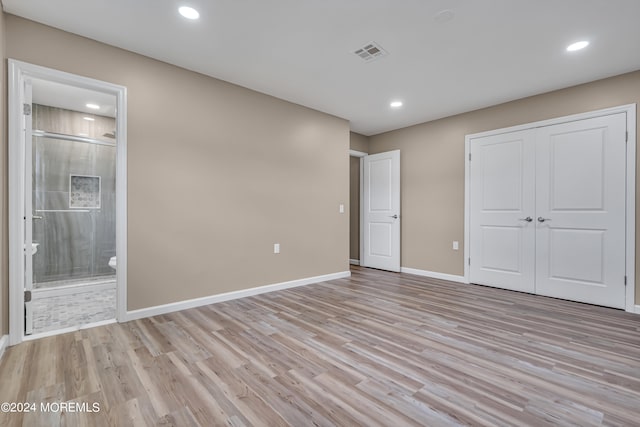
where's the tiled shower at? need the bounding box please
[30,104,117,334]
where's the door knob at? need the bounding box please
[389,214,398,219]
[537,217,551,222]
[518,217,533,222]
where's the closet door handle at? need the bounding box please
[518,217,533,222]
[537,217,551,223]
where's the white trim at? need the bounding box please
[349,259,360,265]
[0,335,9,362]
[349,149,368,157]
[23,319,117,342]
[115,81,128,324]
[635,305,640,314]
[359,157,364,266]
[8,60,128,345]
[625,107,636,313]
[464,104,636,313]
[8,61,25,345]
[125,271,351,321]
[401,267,466,284]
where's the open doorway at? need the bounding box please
[349,150,366,265]
[8,60,128,344]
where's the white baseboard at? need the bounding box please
[349,259,360,266]
[400,267,466,283]
[635,305,640,314]
[0,335,9,361]
[125,270,351,321]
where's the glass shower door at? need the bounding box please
[28,120,117,334]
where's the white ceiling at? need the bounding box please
[31,78,116,118]
[5,0,640,136]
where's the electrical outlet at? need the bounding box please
[453,241,459,250]
[274,243,280,254]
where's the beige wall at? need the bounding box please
[370,70,640,303]
[3,14,349,315]
[349,131,369,153]
[0,10,6,335]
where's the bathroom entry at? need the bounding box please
[26,84,117,335]
[9,60,128,343]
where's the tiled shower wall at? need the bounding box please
[32,105,116,284]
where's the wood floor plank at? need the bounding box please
[1,266,639,426]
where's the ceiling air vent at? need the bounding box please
[353,42,388,62]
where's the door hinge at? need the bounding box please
[24,290,32,303]
[624,275,627,286]
[626,131,628,143]
[468,153,472,161]
[468,257,471,266]
[23,103,32,115]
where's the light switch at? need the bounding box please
[339,204,345,213]
[274,243,280,254]
[453,241,459,250]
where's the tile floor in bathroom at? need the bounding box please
[31,280,116,334]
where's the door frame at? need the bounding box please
[464,104,637,313]
[8,59,128,344]
[349,149,367,265]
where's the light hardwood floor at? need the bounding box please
[1,266,639,426]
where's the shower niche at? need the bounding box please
[70,175,101,209]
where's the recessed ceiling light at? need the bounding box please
[83,117,95,121]
[567,41,589,52]
[86,103,100,110]
[179,6,200,20]
[434,9,455,23]
[390,101,403,108]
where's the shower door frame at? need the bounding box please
[8,60,128,345]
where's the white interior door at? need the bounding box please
[535,113,627,308]
[363,150,400,272]
[469,130,536,292]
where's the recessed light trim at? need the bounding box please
[179,6,200,20]
[567,40,589,52]
[83,117,95,121]
[86,103,100,110]
[390,101,403,108]
[434,9,455,23]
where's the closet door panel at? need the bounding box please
[469,130,536,293]
[535,113,626,309]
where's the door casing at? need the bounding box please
[464,104,636,313]
[8,59,128,344]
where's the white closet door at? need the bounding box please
[469,130,536,293]
[535,113,627,309]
